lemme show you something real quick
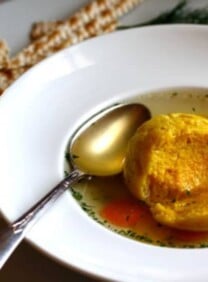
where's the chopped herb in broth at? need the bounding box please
[65,88,208,248]
[171,92,178,97]
[70,175,208,248]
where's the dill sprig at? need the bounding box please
[118,0,208,30]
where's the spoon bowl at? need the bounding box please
[70,104,150,176]
[0,103,150,269]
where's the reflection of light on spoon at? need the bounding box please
[92,119,124,154]
[71,104,151,176]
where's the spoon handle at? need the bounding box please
[0,169,85,269]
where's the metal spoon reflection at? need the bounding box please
[0,103,150,269]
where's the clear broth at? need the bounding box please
[67,88,208,248]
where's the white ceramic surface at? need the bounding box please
[1,25,208,282]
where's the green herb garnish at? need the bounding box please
[65,152,70,161]
[71,187,83,201]
[118,1,208,30]
[171,92,178,97]
[64,170,69,177]
[72,154,80,159]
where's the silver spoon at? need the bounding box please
[0,103,150,269]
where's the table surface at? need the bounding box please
[0,0,204,281]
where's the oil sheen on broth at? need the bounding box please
[67,88,208,248]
